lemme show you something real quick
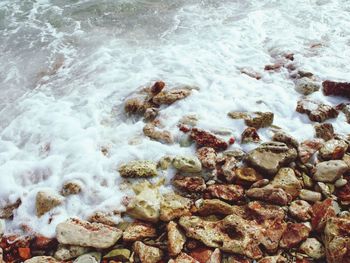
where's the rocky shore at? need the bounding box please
[1,76,350,263]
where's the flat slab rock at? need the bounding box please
[56,218,122,249]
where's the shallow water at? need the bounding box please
[1,0,350,236]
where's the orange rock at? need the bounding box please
[18,247,31,260]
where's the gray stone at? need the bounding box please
[313,160,348,183]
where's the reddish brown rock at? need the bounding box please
[206,184,244,202]
[190,128,228,151]
[258,255,287,263]
[311,198,336,232]
[246,186,292,205]
[280,223,310,248]
[171,253,200,263]
[196,147,217,169]
[150,81,165,95]
[298,139,323,163]
[288,200,312,221]
[314,123,334,141]
[241,127,260,143]
[123,222,157,242]
[324,216,350,263]
[322,80,350,99]
[336,176,350,205]
[172,175,206,192]
[296,99,339,122]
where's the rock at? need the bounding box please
[299,189,322,203]
[319,139,348,160]
[0,199,21,219]
[270,168,302,199]
[314,123,334,141]
[206,184,244,202]
[179,115,198,126]
[324,216,350,263]
[150,81,165,94]
[118,160,158,178]
[103,248,130,261]
[335,178,347,188]
[189,248,221,263]
[123,222,157,242]
[336,176,350,205]
[298,139,324,163]
[160,192,192,221]
[220,156,238,182]
[24,256,59,263]
[241,127,260,143]
[126,182,161,222]
[299,238,325,259]
[144,107,159,121]
[133,241,163,263]
[296,99,339,122]
[235,167,262,185]
[171,253,200,263]
[73,253,100,263]
[56,218,122,248]
[227,111,250,120]
[36,191,63,217]
[294,77,320,95]
[172,175,206,192]
[342,104,350,124]
[311,198,336,232]
[193,199,235,216]
[157,155,173,170]
[240,68,262,80]
[246,142,297,175]
[245,112,274,129]
[246,186,291,205]
[196,147,217,169]
[124,97,149,115]
[322,80,350,98]
[280,223,310,248]
[288,200,312,221]
[88,211,120,227]
[190,128,228,150]
[257,255,287,263]
[143,123,173,144]
[172,156,202,173]
[0,219,4,237]
[272,131,299,148]
[152,87,191,105]
[61,181,82,196]
[167,221,186,257]
[313,160,348,183]
[54,245,89,261]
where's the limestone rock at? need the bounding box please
[36,191,63,217]
[270,168,302,199]
[280,223,310,248]
[299,238,325,259]
[73,253,100,263]
[298,139,324,163]
[54,245,89,261]
[311,198,336,232]
[296,99,339,122]
[272,131,299,148]
[0,199,21,219]
[235,167,262,185]
[324,216,350,263]
[167,221,186,257]
[56,218,122,248]
[206,184,244,202]
[160,192,192,221]
[245,112,274,129]
[313,160,348,183]
[322,80,350,99]
[295,77,320,95]
[172,156,202,173]
[246,142,297,175]
[314,123,334,141]
[172,175,206,192]
[118,160,158,178]
[241,127,260,143]
[319,139,348,160]
[123,222,157,242]
[152,87,191,105]
[190,128,228,151]
[299,189,322,203]
[288,200,312,221]
[246,186,291,205]
[193,199,235,216]
[143,123,173,144]
[61,181,82,196]
[24,257,59,263]
[196,147,217,169]
[133,241,163,263]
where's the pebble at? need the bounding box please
[299,189,322,202]
[335,178,347,188]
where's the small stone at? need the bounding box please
[324,216,350,263]
[335,178,347,188]
[220,156,238,182]
[171,253,200,263]
[119,160,158,178]
[54,245,89,261]
[167,221,186,257]
[245,112,274,129]
[73,253,100,263]
[56,218,122,249]
[206,184,244,202]
[123,222,157,242]
[319,139,348,160]
[272,131,299,148]
[103,248,131,261]
[298,139,324,163]
[299,189,322,202]
[246,142,297,175]
[172,175,206,192]
[143,107,159,121]
[160,192,192,221]
[0,199,21,219]
[124,97,148,115]
[0,219,4,237]
[322,80,350,98]
[289,200,312,221]
[152,87,191,105]
[246,186,291,205]
[189,248,221,263]
[227,111,250,120]
[196,147,217,169]
[280,223,310,248]
[157,156,173,170]
[311,198,336,232]
[314,123,334,141]
[192,199,235,216]
[294,77,320,95]
[313,160,348,183]
[143,123,173,144]
[241,127,260,143]
[179,115,198,126]
[24,256,59,263]
[133,241,163,263]
[190,128,228,150]
[270,168,302,199]
[172,156,202,173]
[61,181,82,196]
[315,182,332,197]
[235,167,262,185]
[36,191,63,217]
[88,211,121,227]
[299,238,325,259]
[296,99,339,122]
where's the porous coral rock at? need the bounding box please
[190,128,228,151]
[160,192,192,221]
[173,156,202,173]
[167,221,186,257]
[123,222,157,242]
[196,147,217,169]
[118,160,158,178]
[206,184,244,202]
[296,99,339,122]
[133,241,163,263]
[318,139,348,160]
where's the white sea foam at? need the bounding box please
[1,0,350,236]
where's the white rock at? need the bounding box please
[73,253,101,263]
[295,77,320,95]
[300,238,325,259]
[56,218,122,249]
[299,189,322,202]
[54,245,89,261]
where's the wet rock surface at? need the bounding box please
[296,99,339,122]
[118,160,158,178]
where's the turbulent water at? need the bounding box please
[1,0,350,236]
